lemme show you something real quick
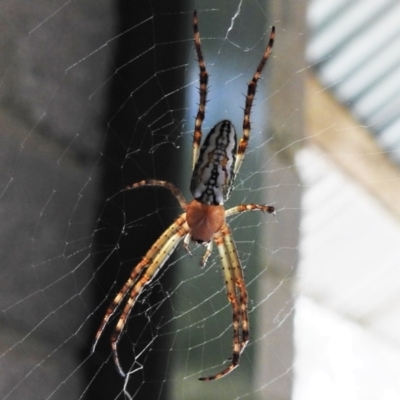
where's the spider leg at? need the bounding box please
[225,204,275,351]
[92,214,188,372]
[92,258,149,354]
[199,224,241,381]
[92,214,187,351]
[110,217,190,376]
[92,182,186,352]
[234,26,275,177]
[225,203,275,218]
[198,204,275,381]
[192,10,209,171]
[125,179,188,211]
[222,226,249,352]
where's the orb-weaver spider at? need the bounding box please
[92,10,275,381]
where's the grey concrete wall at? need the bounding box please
[0,2,115,398]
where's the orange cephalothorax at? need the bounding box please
[186,199,225,243]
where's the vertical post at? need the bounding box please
[254,1,307,398]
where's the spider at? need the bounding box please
[92,10,275,381]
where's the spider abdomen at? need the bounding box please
[186,199,225,243]
[190,120,237,205]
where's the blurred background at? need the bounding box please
[1,1,399,399]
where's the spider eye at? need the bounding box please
[190,120,237,205]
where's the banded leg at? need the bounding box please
[111,218,190,376]
[91,214,187,360]
[192,10,209,171]
[125,179,188,211]
[222,225,249,351]
[204,204,274,272]
[225,203,275,218]
[199,204,275,380]
[234,27,275,177]
[199,225,242,381]
[223,204,275,346]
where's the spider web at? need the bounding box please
[2,1,400,400]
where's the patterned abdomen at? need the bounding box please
[190,120,237,205]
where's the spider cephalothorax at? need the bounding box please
[92,10,275,381]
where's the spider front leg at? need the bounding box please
[192,10,209,171]
[234,26,275,177]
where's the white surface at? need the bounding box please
[294,147,400,398]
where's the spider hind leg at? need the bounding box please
[199,224,244,381]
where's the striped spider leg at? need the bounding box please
[92,180,189,376]
[92,10,275,381]
[192,10,276,178]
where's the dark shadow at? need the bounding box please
[85,2,187,398]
